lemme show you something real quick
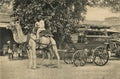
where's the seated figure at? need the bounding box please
[35,17,53,43]
[35,16,45,41]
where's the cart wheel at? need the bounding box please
[64,52,73,64]
[93,46,109,66]
[72,50,87,67]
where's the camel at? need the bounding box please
[6,21,60,69]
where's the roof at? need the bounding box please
[107,29,120,33]
[75,24,110,29]
[74,23,120,34]
[82,24,110,29]
[0,22,9,28]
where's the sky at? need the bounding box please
[86,7,120,21]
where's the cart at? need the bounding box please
[64,25,119,66]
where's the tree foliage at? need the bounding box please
[12,0,89,33]
[89,0,120,12]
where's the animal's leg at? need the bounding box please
[32,48,36,69]
[31,42,36,69]
[38,50,45,65]
[49,48,54,65]
[28,39,36,69]
[50,37,60,68]
[52,45,60,68]
[46,52,50,65]
[27,50,33,68]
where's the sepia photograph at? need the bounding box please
[0,0,120,79]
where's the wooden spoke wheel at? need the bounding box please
[64,52,73,64]
[72,50,87,67]
[93,46,109,66]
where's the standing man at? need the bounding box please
[7,41,13,60]
[35,16,45,41]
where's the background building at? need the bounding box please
[0,0,14,55]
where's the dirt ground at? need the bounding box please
[0,56,120,79]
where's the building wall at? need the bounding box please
[0,28,14,50]
[0,29,2,49]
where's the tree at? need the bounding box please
[12,0,89,33]
[10,0,90,49]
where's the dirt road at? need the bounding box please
[0,56,120,79]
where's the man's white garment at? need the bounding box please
[8,48,12,54]
[35,19,45,30]
[35,20,45,39]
